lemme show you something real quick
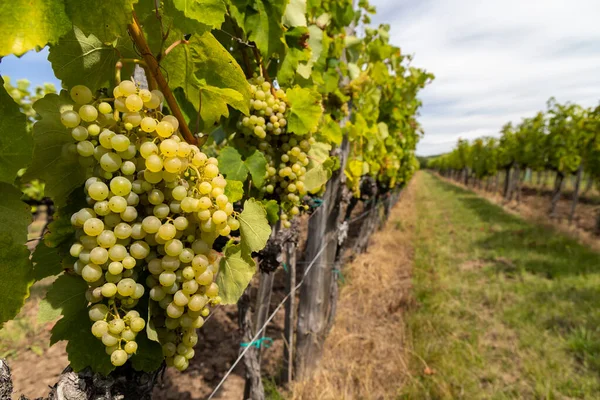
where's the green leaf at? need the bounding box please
[218,146,249,181]
[23,92,87,204]
[224,180,244,202]
[64,0,139,44]
[0,0,70,56]
[319,114,342,145]
[38,273,87,323]
[278,27,310,85]
[297,25,323,79]
[283,0,307,27]
[245,0,288,59]
[0,183,33,326]
[131,332,163,372]
[32,241,64,281]
[48,27,131,92]
[304,165,327,193]
[286,86,322,135]
[245,150,267,188]
[238,199,271,253]
[262,199,280,224]
[156,28,249,129]
[47,273,115,374]
[44,187,87,248]
[0,77,33,184]
[52,306,116,375]
[171,0,227,29]
[216,243,256,304]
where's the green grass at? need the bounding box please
[401,172,600,399]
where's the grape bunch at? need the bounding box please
[62,81,238,370]
[236,77,316,227]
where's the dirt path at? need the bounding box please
[291,176,417,399]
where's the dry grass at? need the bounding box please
[291,179,417,400]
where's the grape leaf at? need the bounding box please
[0,77,33,184]
[0,0,70,56]
[52,306,116,375]
[216,243,256,304]
[304,142,332,192]
[157,30,249,129]
[262,199,279,224]
[38,273,87,323]
[48,27,132,92]
[278,27,310,85]
[171,0,227,29]
[32,241,64,281]
[245,150,267,188]
[245,0,288,59]
[224,179,244,203]
[318,114,343,145]
[46,273,116,374]
[22,92,87,205]
[297,25,323,79]
[304,164,328,193]
[217,146,248,181]
[286,86,323,135]
[0,183,33,326]
[283,0,307,27]
[238,199,271,253]
[131,332,163,372]
[64,0,139,44]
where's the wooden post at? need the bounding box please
[295,137,350,379]
[569,164,583,224]
[282,241,297,384]
[239,290,265,400]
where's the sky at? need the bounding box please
[371,0,600,155]
[2,1,600,156]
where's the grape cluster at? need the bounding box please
[236,77,316,227]
[63,81,238,370]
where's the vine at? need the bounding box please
[0,0,431,379]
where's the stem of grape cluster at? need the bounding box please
[127,13,197,145]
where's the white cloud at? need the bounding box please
[370,0,600,155]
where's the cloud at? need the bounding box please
[370,0,600,155]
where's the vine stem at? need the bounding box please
[251,46,275,94]
[127,13,197,145]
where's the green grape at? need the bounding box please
[76,141,94,157]
[90,247,109,264]
[72,126,89,141]
[108,318,125,334]
[144,93,161,109]
[108,244,127,261]
[91,320,109,338]
[110,349,128,366]
[70,85,93,104]
[89,304,109,321]
[145,154,163,172]
[108,261,124,275]
[108,196,127,213]
[84,218,104,236]
[124,341,138,354]
[100,152,122,173]
[79,105,98,122]
[117,278,136,296]
[162,115,179,131]
[110,134,130,152]
[156,121,174,138]
[119,80,137,96]
[126,94,144,112]
[98,102,112,114]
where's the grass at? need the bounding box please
[402,172,600,399]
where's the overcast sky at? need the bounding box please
[2,1,600,156]
[371,0,600,155]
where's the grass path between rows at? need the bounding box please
[403,172,600,399]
